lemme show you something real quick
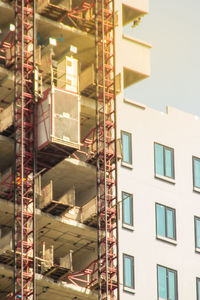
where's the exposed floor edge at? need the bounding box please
[36,273,98,300]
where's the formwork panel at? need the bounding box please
[37,87,80,151]
[53,88,79,146]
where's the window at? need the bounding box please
[122,192,133,228]
[156,203,176,241]
[197,278,200,300]
[121,131,132,165]
[154,143,174,179]
[157,265,178,300]
[193,157,200,191]
[195,217,200,250]
[123,254,135,291]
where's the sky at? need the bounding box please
[124,0,200,116]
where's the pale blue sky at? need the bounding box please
[124,0,200,116]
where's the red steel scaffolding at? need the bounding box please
[95,0,118,298]
[66,0,119,299]
[0,0,118,299]
[14,0,36,299]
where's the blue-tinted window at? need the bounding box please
[157,265,177,300]
[158,266,167,299]
[167,209,175,239]
[197,278,200,300]
[155,143,174,179]
[123,254,134,289]
[193,157,200,189]
[168,271,176,300]
[156,204,176,240]
[195,217,200,249]
[165,149,173,178]
[122,192,133,227]
[156,204,165,237]
[121,131,132,164]
[155,144,164,176]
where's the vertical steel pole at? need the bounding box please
[101,0,109,297]
[20,1,25,298]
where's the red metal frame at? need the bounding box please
[66,0,119,299]
[0,0,118,298]
[95,0,118,297]
[68,0,95,22]
[0,171,14,200]
[14,0,36,299]
[0,30,15,67]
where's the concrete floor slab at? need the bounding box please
[42,157,96,206]
[36,273,98,300]
[0,198,97,260]
[0,264,98,300]
[36,209,97,259]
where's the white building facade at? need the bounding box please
[117,102,200,299]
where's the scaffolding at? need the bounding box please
[0,0,119,299]
[14,0,36,299]
[96,0,118,297]
[65,0,119,299]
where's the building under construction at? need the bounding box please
[0,0,153,299]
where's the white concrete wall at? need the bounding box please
[115,0,151,89]
[117,101,200,299]
[122,35,151,77]
[122,0,149,13]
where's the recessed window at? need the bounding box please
[123,254,135,292]
[156,203,176,241]
[154,143,174,179]
[122,192,133,228]
[195,217,200,250]
[157,265,178,300]
[197,278,200,300]
[193,157,200,191]
[121,131,132,165]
